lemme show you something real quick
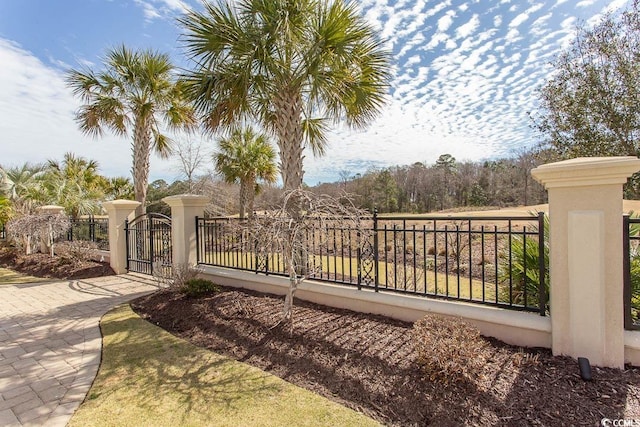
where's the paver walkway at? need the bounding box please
[0,274,159,426]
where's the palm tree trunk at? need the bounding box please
[273,90,308,302]
[273,90,304,192]
[132,117,152,217]
[239,179,248,220]
[247,172,256,219]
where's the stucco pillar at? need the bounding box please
[103,200,140,274]
[162,195,209,266]
[532,157,640,368]
[38,205,65,254]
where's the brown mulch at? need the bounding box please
[0,246,115,280]
[132,287,640,426]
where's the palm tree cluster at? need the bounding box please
[64,0,390,218]
[0,153,134,220]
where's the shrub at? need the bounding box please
[498,213,549,312]
[55,240,99,263]
[412,314,488,385]
[152,262,197,289]
[181,278,220,297]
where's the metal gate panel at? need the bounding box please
[125,213,172,275]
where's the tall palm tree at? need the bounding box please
[66,45,196,216]
[214,127,277,219]
[180,0,390,192]
[42,152,106,218]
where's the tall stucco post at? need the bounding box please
[38,205,65,254]
[162,195,209,266]
[532,157,640,368]
[103,200,140,274]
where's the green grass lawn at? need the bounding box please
[0,267,49,285]
[202,250,495,301]
[68,304,381,427]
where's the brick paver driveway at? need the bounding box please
[0,274,159,426]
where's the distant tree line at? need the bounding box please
[310,150,550,213]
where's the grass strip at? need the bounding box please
[69,304,381,427]
[0,267,49,284]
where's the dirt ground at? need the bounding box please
[132,286,640,427]
[0,246,114,280]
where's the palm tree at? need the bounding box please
[104,177,135,201]
[42,152,106,218]
[0,163,46,215]
[66,45,196,216]
[214,127,277,219]
[180,0,390,192]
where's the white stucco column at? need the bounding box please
[162,195,209,266]
[532,157,640,368]
[103,200,141,274]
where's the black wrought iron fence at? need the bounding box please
[196,212,547,314]
[67,217,109,250]
[624,215,640,330]
[47,216,110,250]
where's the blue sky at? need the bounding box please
[0,0,630,185]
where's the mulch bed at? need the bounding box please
[0,246,115,280]
[132,286,640,426]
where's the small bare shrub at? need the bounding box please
[55,241,99,263]
[152,262,203,290]
[412,314,488,385]
[427,246,436,255]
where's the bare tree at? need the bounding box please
[173,138,210,193]
[246,189,371,328]
[6,213,70,255]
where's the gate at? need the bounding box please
[125,213,172,276]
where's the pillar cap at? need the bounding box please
[531,156,640,189]
[162,194,209,208]
[38,205,65,213]
[102,199,141,212]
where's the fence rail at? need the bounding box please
[196,212,547,315]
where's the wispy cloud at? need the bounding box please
[0,39,173,179]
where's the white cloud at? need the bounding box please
[456,14,480,39]
[437,10,457,32]
[509,12,530,28]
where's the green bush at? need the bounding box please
[498,214,549,312]
[181,278,220,297]
[412,314,488,385]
